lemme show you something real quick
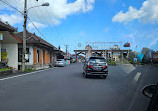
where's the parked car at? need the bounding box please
[83,57,108,78]
[54,59,66,67]
[142,83,158,111]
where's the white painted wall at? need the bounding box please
[41,49,43,65]
[29,46,33,64]
[1,43,18,69]
[54,54,57,62]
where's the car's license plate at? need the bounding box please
[94,67,101,70]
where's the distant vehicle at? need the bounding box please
[83,57,108,78]
[142,50,158,64]
[54,59,66,67]
[142,84,158,111]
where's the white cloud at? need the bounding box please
[28,21,47,30]
[0,14,23,25]
[61,48,65,52]
[112,0,158,24]
[1,0,95,26]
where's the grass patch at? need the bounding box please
[0,68,12,72]
[24,68,36,72]
[107,61,116,66]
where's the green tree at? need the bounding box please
[128,52,135,61]
[141,47,149,55]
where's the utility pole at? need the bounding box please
[22,0,27,72]
[65,45,69,56]
[22,0,49,72]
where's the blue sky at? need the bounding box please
[0,0,158,54]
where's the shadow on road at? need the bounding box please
[115,64,158,111]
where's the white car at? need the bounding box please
[54,59,66,67]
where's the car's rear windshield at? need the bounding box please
[89,58,106,63]
[57,59,63,61]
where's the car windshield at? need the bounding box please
[89,58,106,63]
[0,0,158,111]
[57,59,63,61]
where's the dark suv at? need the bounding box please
[83,57,108,78]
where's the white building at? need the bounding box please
[0,21,21,70]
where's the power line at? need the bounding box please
[27,0,50,40]
[27,0,60,47]
[0,0,47,40]
[1,0,66,50]
[40,0,67,48]
[0,0,23,14]
[27,17,46,38]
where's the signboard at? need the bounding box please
[25,54,29,60]
[1,52,7,59]
[85,45,92,57]
[0,33,3,40]
[133,58,137,62]
[124,42,130,47]
[136,52,144,61]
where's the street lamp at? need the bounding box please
[22,1,49,72]
[27,2,49,11]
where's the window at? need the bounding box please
[1,49,6,53]
[37,50,40,63]
[18,48,29,62]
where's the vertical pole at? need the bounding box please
[75,52,78,62]
[127,50,129,59]
[106,51,108,61]
[112,51,113,61]
[65,45,69,56]
[122,51,123,63]
[22,0,27,72]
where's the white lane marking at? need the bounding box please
[120,64,136,75]
[133,72,141,82]
[0,68,53,81]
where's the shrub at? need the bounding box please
[0,68,12,72]
[24,68,35,72]
[107,61,116,66]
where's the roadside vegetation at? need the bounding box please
[0,68,12,72]
[24,68,36,72]
[107,60,116,66]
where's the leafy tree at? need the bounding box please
[119,54,122,59]
[141,47,149,55]
[128,52,135,61]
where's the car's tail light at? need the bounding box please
[87,65,93,68]
[102,66,107,68]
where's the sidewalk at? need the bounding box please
[0,66,53,79]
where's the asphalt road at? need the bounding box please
[0,63,158,111]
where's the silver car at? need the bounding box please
[54,59,66,67]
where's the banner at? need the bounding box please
[1,52,7,59]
